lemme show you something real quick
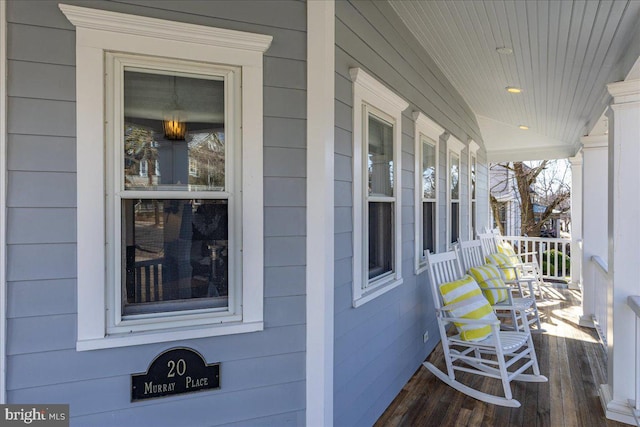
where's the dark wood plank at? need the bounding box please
[374,287,629,427]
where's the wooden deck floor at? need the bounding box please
[375,286,628,427]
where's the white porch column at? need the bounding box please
[599,76,640,425]
[306,1,335,425]
[568,153,583,291]
[579,136,608,328]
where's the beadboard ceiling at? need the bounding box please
[389,0,640,161]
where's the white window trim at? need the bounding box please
[468,140,480,239]
[350,68,408,307]
[60,4,271,350]
[413,112,443,274]
[446,136,465,249]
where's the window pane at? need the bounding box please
[123,70,225,191]
[451,201,459,244]
[368,202,393,280]
[450,153,459,199]
[368,115,394,197]
[422,138,436,199]
[122,199,229,315]
[471,201,477,239]
[423,201,435,253]
[471,156,476,200]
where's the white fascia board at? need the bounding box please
[59,4,272,53]
[487,145,577,163]
[581,135,608,150]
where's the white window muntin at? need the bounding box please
[446,136,465,249]
[413,112,443,273]
[105,54,242,334]
[61,4,271,349]
[350,68,408,307]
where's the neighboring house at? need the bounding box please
[489,163,522,236]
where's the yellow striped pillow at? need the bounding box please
[497,241,517,258]
[486,252,517,281]
[467,264,509,304]
[439,275,497,341]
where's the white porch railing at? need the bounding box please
[629,295,640,425]
[500,236,572,282]
[592,256,609,348]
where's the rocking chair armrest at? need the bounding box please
[439,315,501,327]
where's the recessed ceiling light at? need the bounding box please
[519,125,529,130]
[496,47,513,55]
[506,86,522,94]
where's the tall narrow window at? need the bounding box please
[447,137,465,248]
[351,68,408,307]
[413,112,443,272]
[367,112,394,281]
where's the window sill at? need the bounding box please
[76,321,264,351]
[352,277,403,308]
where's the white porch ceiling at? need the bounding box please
[389,0,640,161]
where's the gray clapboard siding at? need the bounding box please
[264,207,305,237]
[264,266,305,298]
[7,135,76,172]
[335,206,352,234]
[263,296,305,328]
[5,0,308,424]
[264,117,305,149]
[7,243,76,282]
[8,98,75,137]
[7,24,75,66]
[264,236,305,267]
[7,279,76,319]
[263,177,305,207]
[7,208,76,244]
[264,87,306,120]
[7,325,305,390]
[8,61,75,102]
[7,314,77,355]
[7,172,75,208]
[265,57,306,90]
[334,1,486,424]
[218,410,305,427]
[264,147,306,178]
[63,381,305,425]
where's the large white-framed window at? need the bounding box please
[60,4,271,350]
[469,140,480,239]
[413,112,444,273]
[350,68,408,308]
[447,136,465,249]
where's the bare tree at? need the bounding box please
[490,160,571,237]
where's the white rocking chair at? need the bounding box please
[423,250,548,407]
[478,232,545,300]
[456,239,543,332]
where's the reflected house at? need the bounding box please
[0,1,639,426]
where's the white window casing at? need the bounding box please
[60,4,272,350]
[413,112,444,273]
[350,68,408,307]
[446,136,465,249]
[468,140,480,239]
